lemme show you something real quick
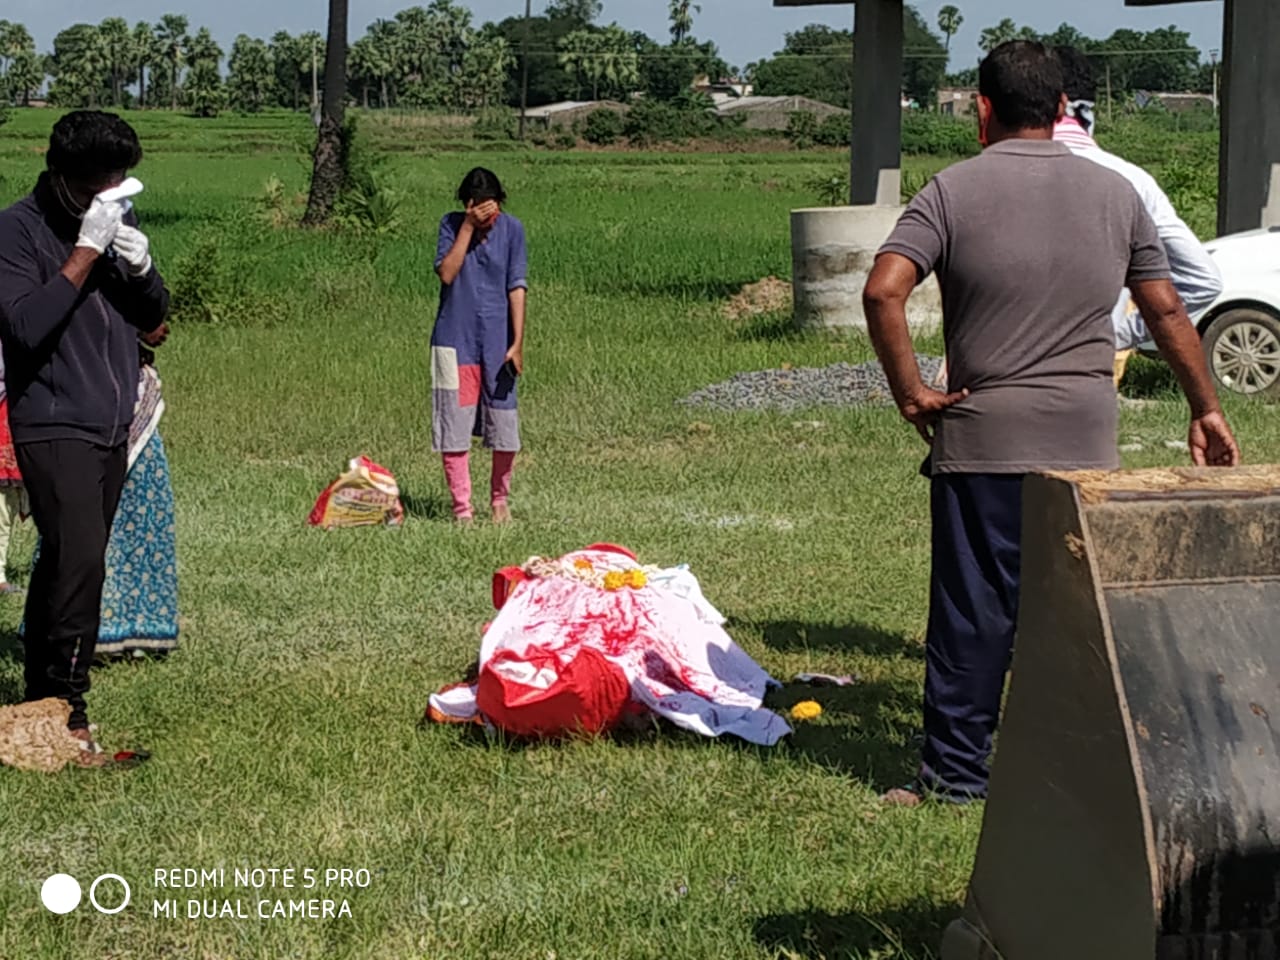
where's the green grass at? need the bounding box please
[0,107,1268,959]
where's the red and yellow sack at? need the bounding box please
[308,456,405,529]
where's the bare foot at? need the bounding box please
[69,728,108,768]
[881,786,924,808]
[491,503,512,525]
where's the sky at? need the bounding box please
[10,0,1225,72]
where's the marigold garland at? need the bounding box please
[524,554,656,592]
[790,700,823,721]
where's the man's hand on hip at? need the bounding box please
[1189,411,1240,467]
[901,386,970,445]
[113,225,153,277]
[141,323,169,347]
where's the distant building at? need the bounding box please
[715,95,847,131]
[937,87,979,117]
[692,74,754,102]
[1134,91,1216,114]
[522,100,630,131]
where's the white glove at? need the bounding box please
[112,225,153,277]
[75,197,123,255]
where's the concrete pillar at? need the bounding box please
[790,205,941,331]
[851,0,904,205]
[1218,0,1280,234]
[1264,164,1280,230]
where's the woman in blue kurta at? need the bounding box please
[432,168,528,523]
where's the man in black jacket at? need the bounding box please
[0,111,170,753]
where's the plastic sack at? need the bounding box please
[475,645,630,739]
[308,456,405,528]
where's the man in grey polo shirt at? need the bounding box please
[862,40,1239,806]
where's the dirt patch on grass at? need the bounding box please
[725,277,792,322]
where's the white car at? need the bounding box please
[1141,227,1280,397]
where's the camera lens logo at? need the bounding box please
[41,874,131,915]
[40,875,81,915]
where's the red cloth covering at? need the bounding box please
[475,645,631,739]
[0,398,22,486]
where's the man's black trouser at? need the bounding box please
[16,438,127,731]
[918,472,1025,801]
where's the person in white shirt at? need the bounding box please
[1054,46,1223,379]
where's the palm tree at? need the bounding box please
[596,25,639,99]
[458,33,512,109]
[50,23,108,107]
[297,31,325,112]
[668,1,700,46]
[0,21,30,75]
[937,6,963,54]
[132,22,156,107]
[302,0,349,225]
[155,14,188,110]
[228,35,274,112]
[978,18,1020,54]
[187,28,221,68]
[99,17,132,106]
[558,29,595,99]
[348,36,376,109]
[1,22,41,105]
[185,28,224,116]
[366,19,399,107]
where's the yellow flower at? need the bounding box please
[790,700,822,721]
[625,569,648,589]
[603,571,626,591]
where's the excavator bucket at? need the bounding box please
[943,467,1280,960]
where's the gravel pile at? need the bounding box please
[680,356,944,413]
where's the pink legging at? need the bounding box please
[443,451,515,519]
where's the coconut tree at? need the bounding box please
[155,13,188,109]
[668,1,700,45]
[558,29,595,99]
[50,23,109,107]
[598,24,639,99]
[228,34,274,112]
[979,18,1021,53]
[366,19,399,106]
[937,5,963,54]
[132,22,157,106]
[302,0,349,225]
[99,17,133,106]
[458,33,512,109]
[185,27,224,116]
[1,22,42,105]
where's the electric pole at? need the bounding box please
[1105,59,1113,124]
[1210,48,1220,115]
[519,0,532,140]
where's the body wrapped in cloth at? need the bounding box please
[428,544,791,745]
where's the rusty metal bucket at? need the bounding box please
[943,467,1280,960]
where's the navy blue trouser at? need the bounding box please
[918,472,1024,800]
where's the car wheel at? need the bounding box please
[1203,308,1280,398]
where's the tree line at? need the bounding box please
[0,0,724,117]
[751,12,1209,110]
[0,1,1213,120]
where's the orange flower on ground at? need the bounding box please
[790,700,822,721]
[573,558,594,572]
